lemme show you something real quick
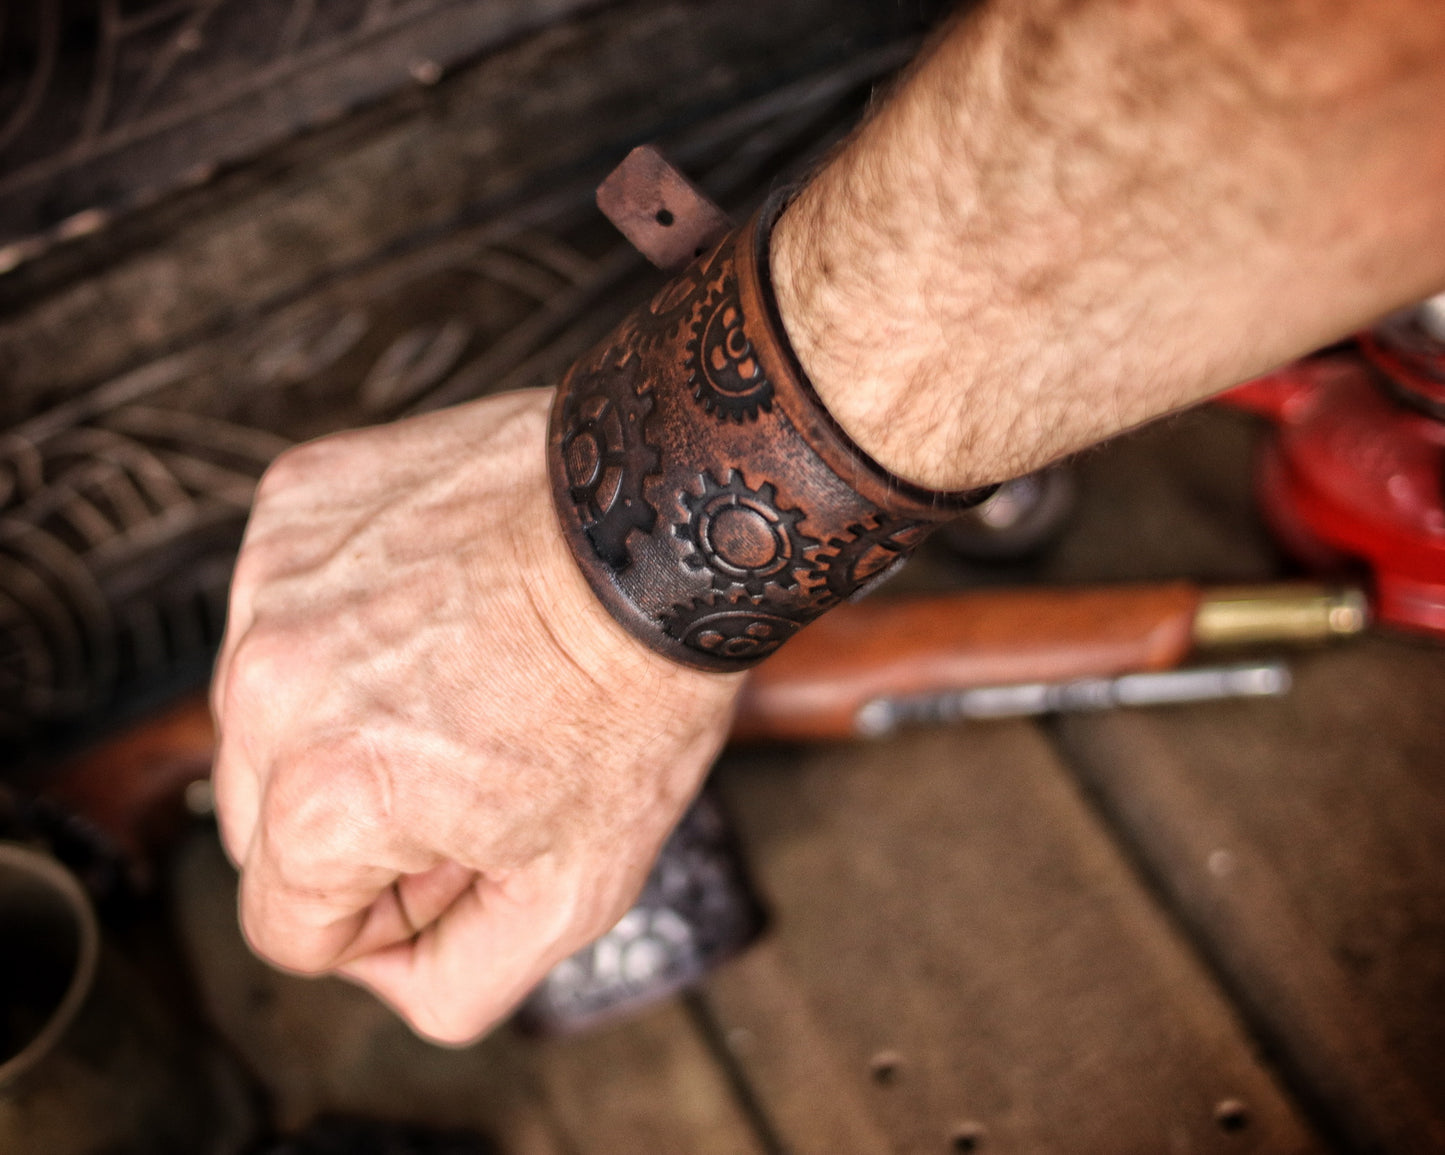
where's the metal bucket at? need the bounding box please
[0,841,241,1154]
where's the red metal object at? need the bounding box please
[1222,310,1445,637]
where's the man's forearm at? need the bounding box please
[773,0,1445,489]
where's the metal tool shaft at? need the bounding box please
[854,661,1291,737]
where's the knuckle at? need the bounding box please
[220,630,290,717]
[235,874,296,966]
[255,800,324,894]
[236,900,285,968]
[258,776,341,882]
[258,744,389,879]
[215,808,249,867]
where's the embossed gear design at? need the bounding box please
[684,265,776,422]
[814,514,929,603]
[559,373,662,569]
[662,592,802,664]
[609,273,704,365]
[677,469,819,595]
[627,237,729,355]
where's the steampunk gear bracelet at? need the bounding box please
[547,192,994,672]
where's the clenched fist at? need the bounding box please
[211,389,741,1043]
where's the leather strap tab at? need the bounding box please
[548,193,992,671]
[595,145,733,273]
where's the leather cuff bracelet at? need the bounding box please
[547,194,994,672]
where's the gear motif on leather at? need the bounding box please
[549,199,990,673]
[814,514,930,603]
[684,265,775,422]
[613,237,730,363]
[676,469,819,595]
[613,273,702,364]
[558,364,661,569]
[662,592,802,663]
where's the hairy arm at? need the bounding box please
[214,0,1445,1043]
[774,0,1445,487]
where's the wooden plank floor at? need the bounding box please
[702,725,1318,1154]
[1058,644,1445,1155]
[1044,411,1445,1154]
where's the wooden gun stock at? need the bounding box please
[34,692,217,868]
[732,581,1367,743]
[732,583,1201,743]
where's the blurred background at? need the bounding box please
[1,2,1442,1152]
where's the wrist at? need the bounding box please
[769,179,978,491]
[767,94,1022,492]
[546,205,989,673]
[508,392,747,694]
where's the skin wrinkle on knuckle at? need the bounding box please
[257,754,389,902]
[389,864,466,937]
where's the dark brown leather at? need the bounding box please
[547,194,994,671]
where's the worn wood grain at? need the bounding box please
[0,0,923,422]
[703,723,1321,1154]
[530,1004,766,1155]
[0,0,619,250]
[1036,403,1445,1151]
[1055,641,1445,1154]
[697,939,899,1154]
